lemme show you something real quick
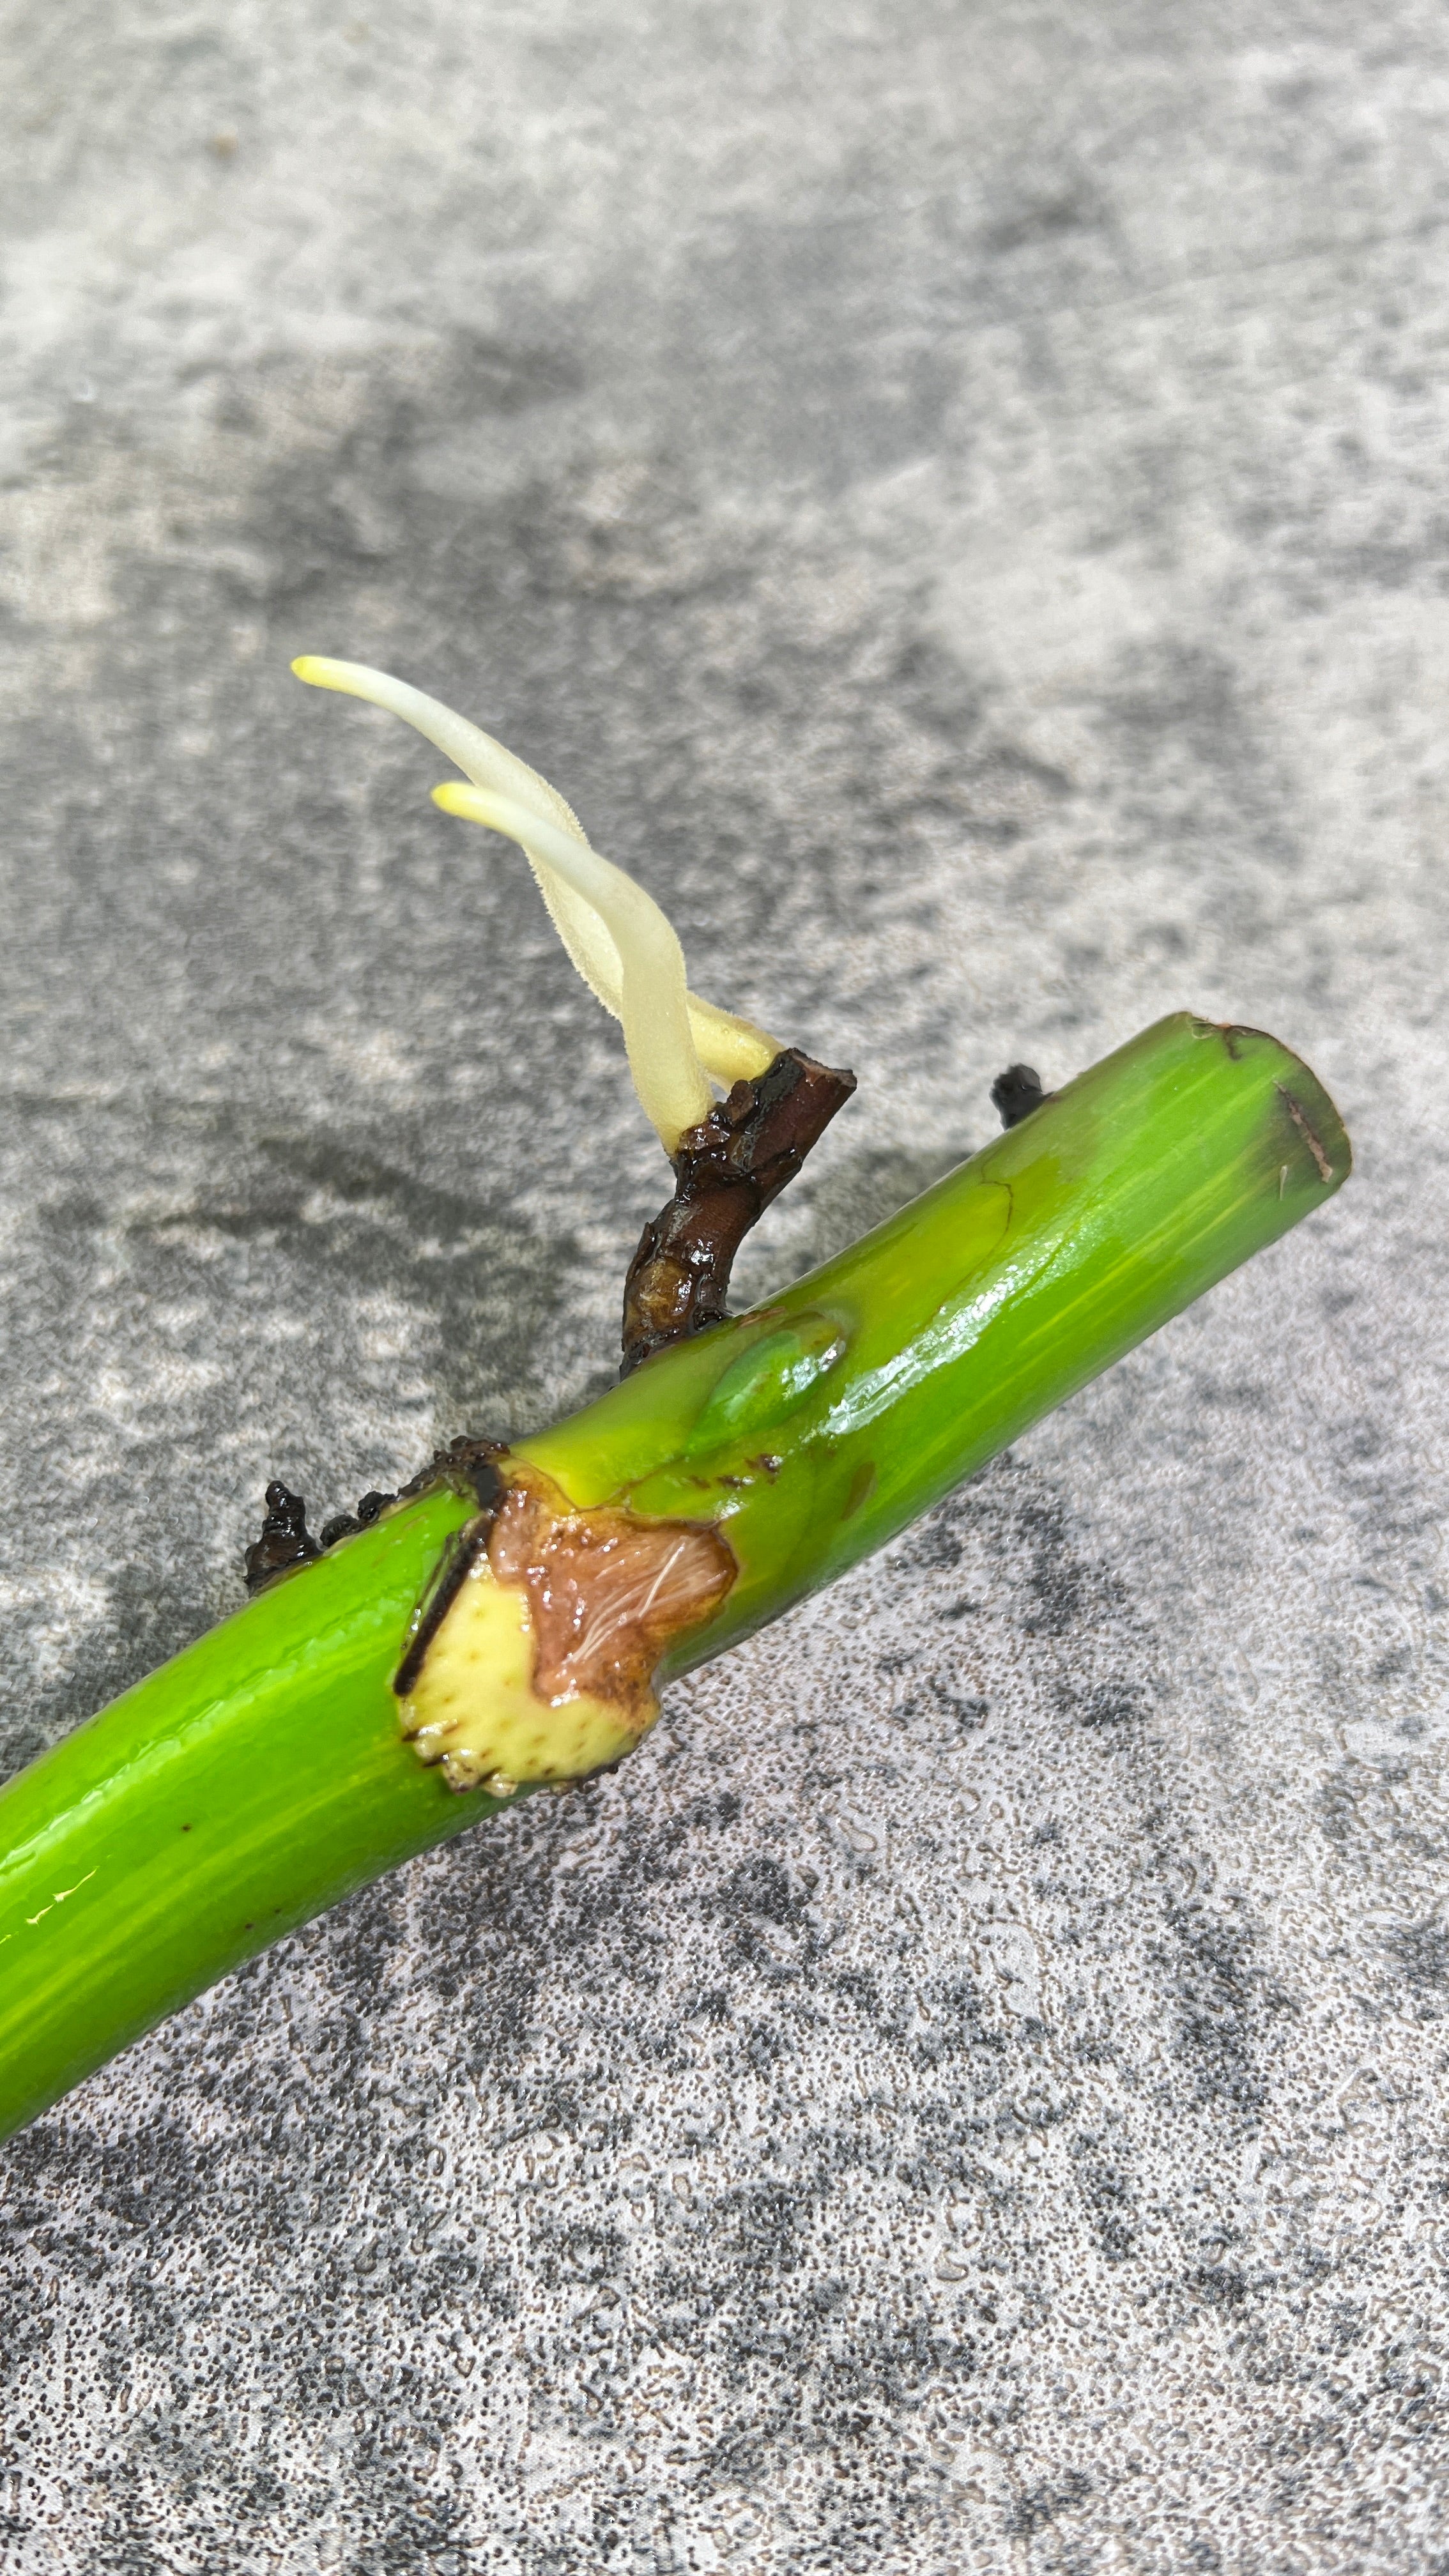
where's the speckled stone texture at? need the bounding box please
[1,3,1446,2569]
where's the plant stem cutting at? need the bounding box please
[0,662,1351,2143]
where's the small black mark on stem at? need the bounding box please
[318,1490,394,1549]
[991,1064,1047,1130]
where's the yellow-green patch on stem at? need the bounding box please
[395,1462,737,1794]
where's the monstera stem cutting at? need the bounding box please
[0,664,1351,2143]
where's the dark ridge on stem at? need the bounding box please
[621,1048,856,1376]
[1274,1081,1335,1183]
[392,1494,502,1699]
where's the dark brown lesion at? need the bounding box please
[485,1465,736,1719]
[621,1047,856,1377]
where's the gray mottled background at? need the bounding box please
[1,2,1446,2568]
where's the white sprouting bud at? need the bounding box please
[291,656,779,1152]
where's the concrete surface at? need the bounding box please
[1,3,1447,2568]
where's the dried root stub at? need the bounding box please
[991,1063,1047,1129]
[242,1482,319,1591]
[243,1441,504,1595]
[621,1046,857,1376]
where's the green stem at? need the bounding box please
[0,1014,1348,2142]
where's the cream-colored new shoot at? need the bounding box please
[292,656,779,1153]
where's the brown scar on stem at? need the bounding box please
[621,1046,855,1377]
[394,1462,737,1788]
[487,1467,735,1722]
[1275,1083,1335,1184]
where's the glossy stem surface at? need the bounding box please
[0,1014,1349,2141]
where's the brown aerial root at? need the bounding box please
[620,1046,856,1376]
